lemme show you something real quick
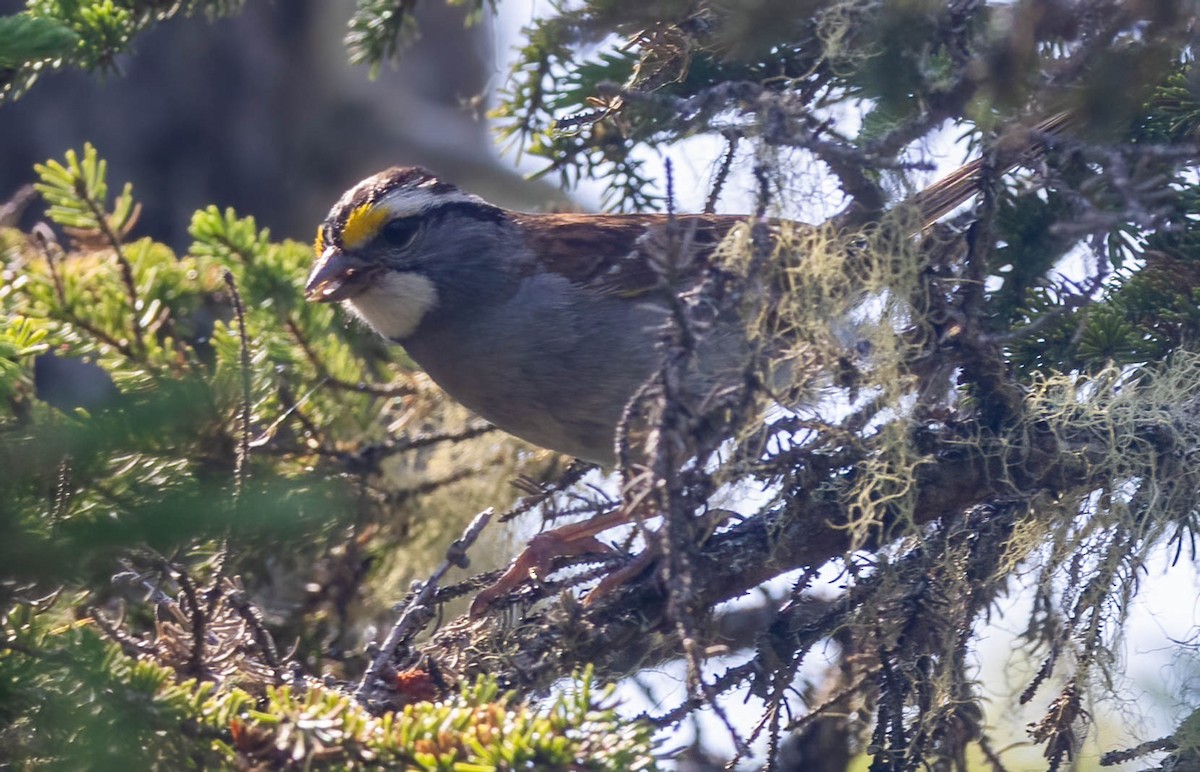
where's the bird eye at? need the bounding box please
[380,217,419,248]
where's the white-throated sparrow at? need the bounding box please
[304,167,753,464]
[302,155,1010,463]
[303,119,1062,610]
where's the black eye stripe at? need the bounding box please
[333,200,508,249]
[379,217,420,247]
[372,203,507,246]
[425,201,507,225]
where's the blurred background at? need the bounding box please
[0,0,568,247]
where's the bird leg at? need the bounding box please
[581,549,657,604]
[581,506,736,605]
[469,505,741,615]
[469,508,632,617]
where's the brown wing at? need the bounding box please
[510,212,742,297]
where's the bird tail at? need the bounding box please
[908,111,1077,229]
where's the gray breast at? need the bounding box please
[401,273,669,465]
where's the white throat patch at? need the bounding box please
[343,271,438,340]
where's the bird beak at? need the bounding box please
[305,248,372,302]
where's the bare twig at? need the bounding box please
[223,270,253,498]
[78,181,144,353]
[356,508,493,707]
[0,184,36,227]
[87,605,155,660]
[705,133,740,214]
[978,734,1014,772]
[226,589,285,685]
[171,564,208,679]
[204,270,255,594]
[500,460,595,523]
[1099,735,1176,766]
[337,422,497,470]
[286,315,414,398]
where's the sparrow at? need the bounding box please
[304,115,1067,610]
[304,167,746,465]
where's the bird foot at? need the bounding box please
[469,529,614,617]
[581,549,657,606]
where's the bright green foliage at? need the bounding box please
[0,596,656,770]
[72,0,134,69]
[0,317,48,401]
[0,611,253,769]
[2,146,358,586]
[0,146,576,766]
[35,143,137,237]
[189,205,272,265]
[346,0,494,77]
[346,0,421,77]
[218,668,656,770]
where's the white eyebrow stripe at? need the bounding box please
[375,186,481,219]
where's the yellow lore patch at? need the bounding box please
[314,228,325,255]
[342,203,390,250]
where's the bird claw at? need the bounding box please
[469,530,615,617]
[581,549,657,606]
